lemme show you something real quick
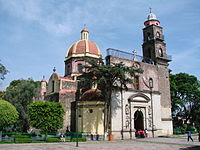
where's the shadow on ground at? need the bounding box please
[180,146,200,150]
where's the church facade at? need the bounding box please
[40,11,173,140]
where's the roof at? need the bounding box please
[65,40,101,60]
[80,89,104,101]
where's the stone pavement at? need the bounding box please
[0,137,200,150]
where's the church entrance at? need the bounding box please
[134,110,144,131]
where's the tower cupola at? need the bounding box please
[144,9,160,27]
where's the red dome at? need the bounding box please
[81,28,89,33]
[80,89,103,101]
[65,28,101,60]
[66,40,101,59]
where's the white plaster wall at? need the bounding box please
[161,107,172,119]
[161,121,173,135]
[111,90,166,138]
[152,94,162,131]
[111,92,122,132]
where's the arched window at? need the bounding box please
[148,48,151,59]
[78,63,83,73]
[52,80,55,92]
[156,32,160,38]
[158,48,163,57]
[147,33,151,40]
[134,76,139,90]
[67,65,70,75]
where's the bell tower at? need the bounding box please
[142,10,171,65]
[142,10,173,132]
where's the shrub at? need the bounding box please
[15,137,32,143]
[0,99,19,129]
[71,138,87,142]
[46,137,60,142]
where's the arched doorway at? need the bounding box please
[134,110,144,131]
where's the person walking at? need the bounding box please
[187,131,193,142]
[198,131,200,142]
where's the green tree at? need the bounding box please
[0,99,19,130]
[4,79,40,132]
[28,101,65,132]
[80,58,143,135]
[170,73,200,126]
[0,61,9,80]
[0,91,6,99]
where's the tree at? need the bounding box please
[80,59,143,135]
[28,101,65,132]
[0,99,19,130]
[4,79,40,132]
[170,73,200,127]
[0,61,9,80]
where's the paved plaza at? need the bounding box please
[0,136,200,150]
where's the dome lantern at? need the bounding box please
[81,25,89,40]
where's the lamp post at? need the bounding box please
[149,78,154,138]
[76,101,79,147]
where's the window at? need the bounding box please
[158,48,163,57]
[78,63,83,73]
[134,76,139,90]
[156,32,160,38]
[52,80,55,92]
[67,65,70,75]
[89,109,93,113]
[148,48,151,59]
[147,33,151,40]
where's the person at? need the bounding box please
[60,133,65,142]
[187,131,193,142]
[145,128,148,137]
[66,126,70,133]
[198,131,200,142]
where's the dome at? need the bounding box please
[66,40,101,59]
[80,89,103,101]
[144,11,160,27]
[65,28,101,60]
[147,12,157,20]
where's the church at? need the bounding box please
[39,11,173,140]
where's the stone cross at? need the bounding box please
[133,50,138,61]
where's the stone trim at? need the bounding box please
[128,92,150,103]
[161,118,172,121]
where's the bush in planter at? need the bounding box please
[174,127,186,134]
[15,137,32,143]
[46,137,60,143]
[71,138,87,142]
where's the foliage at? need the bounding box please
[170,72,200,127]
[71,137,87,142]
[0,61,9,80]
[46,137,60,142]
[80,58,143,134]
[0,91,6,99]
[28,101,65,132]
[4,79,40,132]
[0,99,19,130]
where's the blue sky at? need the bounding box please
[0,0,200,90]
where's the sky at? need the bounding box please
[0,0,200,90]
